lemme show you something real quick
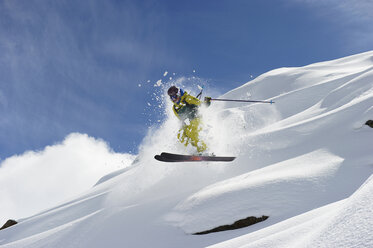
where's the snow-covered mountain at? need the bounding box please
[1,51,372,248]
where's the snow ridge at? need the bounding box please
[0,51,372,248]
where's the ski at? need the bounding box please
[154,152,236,162]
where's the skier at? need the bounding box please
[155,87,273,162]
[167,86,211,154]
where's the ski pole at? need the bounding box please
[196,85,204,100]
[209,98,275,104]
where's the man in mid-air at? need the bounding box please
[167,86,211,154]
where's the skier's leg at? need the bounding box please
[177,126,190,147]
[188,118,207,153]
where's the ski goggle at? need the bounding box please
[170,94,178,100]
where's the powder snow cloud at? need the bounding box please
[0,133,135,225]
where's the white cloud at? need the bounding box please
[0,133,135,225]
[324,0,373,23]
[294,0,373,23]
[293,0,373,50]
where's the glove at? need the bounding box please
[204,97,211,106]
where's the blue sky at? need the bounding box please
[0,0,372,158]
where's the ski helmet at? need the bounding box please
[167,86,178,96]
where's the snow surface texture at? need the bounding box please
[0,51,372,248]
[208,175,373,248]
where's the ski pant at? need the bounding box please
[177,118,207,153]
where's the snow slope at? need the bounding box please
[0,51,372,248]
[209,174,373,248]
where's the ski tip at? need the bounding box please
[154,155,170,162]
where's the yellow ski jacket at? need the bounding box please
[172,90,203,121]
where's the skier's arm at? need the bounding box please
[172,105,181,119]
[184,94,201,106]
[184,93,211,107]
